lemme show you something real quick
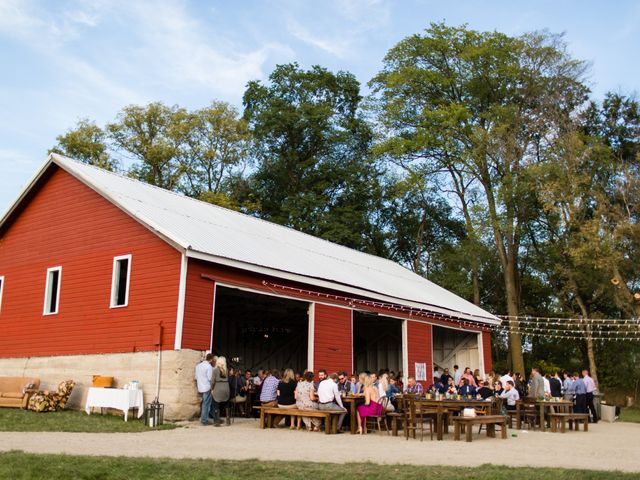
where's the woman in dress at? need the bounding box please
[473,369,483,386]
[295,371,321,431]
[211,356,230,426]
[356,375,383,434]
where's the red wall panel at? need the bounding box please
[0,166,181,357]
[406,320,433,387]
[181,259,215,350]
[313,303,352,374]
[482,330,492,373]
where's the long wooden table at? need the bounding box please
[533,399,573,432]
[453,415,508,442]
[413,398,496,440]
[342,395,366,434]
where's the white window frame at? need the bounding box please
[110,254,132,308]
[0,275,5,313]
[43,266,62,316]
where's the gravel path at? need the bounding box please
[2,419,639,472]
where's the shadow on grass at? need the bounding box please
[0,408,176,433]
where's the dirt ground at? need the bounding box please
[1,418,639,473]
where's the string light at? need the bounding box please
[261,281,640,342]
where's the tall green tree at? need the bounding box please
[107,102,185,190]
[175,101,251,208]
[50,119,117,171]
[370,23,589,374]
[242,63,382,252]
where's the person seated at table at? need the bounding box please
[405,376,423,395]
[314,369,327,389]
[493,380,504,397]
[446,377,457,395]
[356,375,384,434]
[317,373,347,431]
[277,368,297,428]
[500,380,520,410]
[460,367,477,387]
[377,374,395,411]
[259,369,280,407]
[395,371,404,390]
[475,380,494,400]
[458,378,476,397]
[295,371,321,431]
[350,374,358,390]
[352,372,367,395]
[427,378,446,394]
[337,371,352,394]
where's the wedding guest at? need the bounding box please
[500,380,520,410]
[317,373,347,431]
[476,380,494,400]
[295,371,321,431]
[195,353,214,425]
[405,376,423,395]
[211,356,230,426]
[356,375,384,434]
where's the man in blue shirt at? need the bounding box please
[572,372,587,414]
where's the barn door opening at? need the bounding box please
[432,325,480,373]
[353,312,403,373]
[211,286,309,373]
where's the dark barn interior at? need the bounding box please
[211,286,309,373]
[353,312,403,373]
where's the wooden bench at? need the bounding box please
[549,413,589,433]
[452,415,508,442]
[254,406,344,434]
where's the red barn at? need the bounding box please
[0,154,497,418]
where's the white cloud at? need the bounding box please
[287,18,348,58]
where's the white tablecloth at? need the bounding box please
[85,387,144,421]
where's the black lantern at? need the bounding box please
[145,399,164,427]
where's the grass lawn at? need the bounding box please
[619,406,640,423]
[0,408,176,433]
[1,453,638,480]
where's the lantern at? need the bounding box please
[145,400,164,427]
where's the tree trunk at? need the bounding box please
[504,259,525,376]
[574,290,599,388]
[471,266,480,306]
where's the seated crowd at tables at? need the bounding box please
[196,355,599,429]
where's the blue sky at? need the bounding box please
[1,0,639,212]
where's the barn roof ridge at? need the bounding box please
[2,154,499,324]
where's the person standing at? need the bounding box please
[453,365,462,387]
[211,356,230,426]
[573,372,587,414]
[317,372,347,431]
[582,369,599,423]
[529,368,545,398]
[195,353,214,425]
[500,380,521,411]
[549,372,562,398]
[562,371,575,402]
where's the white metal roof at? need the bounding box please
[2,154,499,324]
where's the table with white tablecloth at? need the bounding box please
[85,387,144,421]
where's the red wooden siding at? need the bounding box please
[0,166,181,358]
[313,303,352,374]
[181,259,216,350]
[482,330,492,373]
[406,320,433,386]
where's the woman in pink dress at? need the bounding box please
[356,375,384,434]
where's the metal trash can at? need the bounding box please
[593,392,604,419]
[145,400,164,427]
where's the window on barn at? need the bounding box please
[0,276,4,313]
[110,255,132,308]
[43,267,62,315]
